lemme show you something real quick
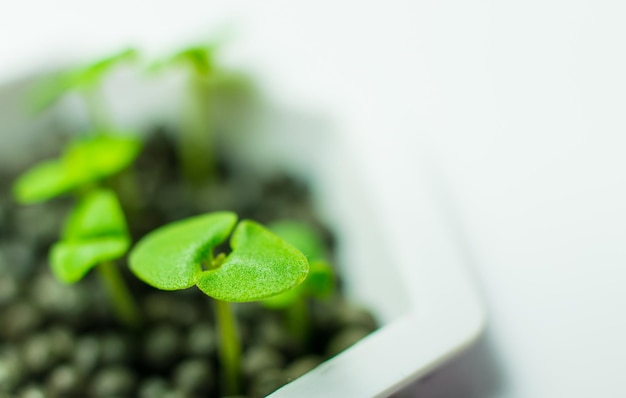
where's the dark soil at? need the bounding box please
[0,128,377,398]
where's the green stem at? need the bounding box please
[179,74,215,185]
[214,299,241,395]
[96,261,141,329]
[286,295,309,347]
[83,87,113,132]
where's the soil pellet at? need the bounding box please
[90,365,136,397]
[143,324,181,369]
[137,376,168,398]
[333,299,378,332]
[22,333,55,374]
[284,355,323,381]
[46,364,81,397]
[72,336,101,376]
[0,348,23,391]
[17,384,46,398]
[0,276,18,307]
[248,368,288,398]
[100,333,132,364]
[325,326,372,358]
[242,345,285,379]
[185,322,216,357]
[172,358,214,394]
[1,301,41,340]
[47,326,74,363]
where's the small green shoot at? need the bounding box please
[129,211,309,394]
[50,189,140,328]
[154,44,252,185]
[30,48,138,130]
[13,133,142,203]
[262,221,335,344]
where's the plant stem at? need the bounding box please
[96,261,141,329]
[179,74,215,186]
[214,299,241,395]
[286,295,309,347]
[83,87,113,132]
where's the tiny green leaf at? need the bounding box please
[50,189,130,283]
[62,189,129,239]
[261,260,334,308]
[13,160,72,203]
[196,220,309,302]
[129,212,238,290]
[29,48,138,112]
[51,238,129,283]
[305,260,335,299]
[261,221,335,308]
[64,134,142,182]
[268,221,326,262]
[170,46,217,76]
[12,133,141,203]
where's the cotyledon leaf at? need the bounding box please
[13,160,73,203]
[64,134,142,182]
[50,237,129,284]
[268,220,326,262]
[63,189,129,240]
[12,133,142,204]
[196,220,309,302]
[129,212,238,290]
[49,189,130,284]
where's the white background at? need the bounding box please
[3,2,626,397]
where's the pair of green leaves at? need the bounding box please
[13,134,141,204]
[129,212,310,303]
[51,189,130,283]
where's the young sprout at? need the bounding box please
[29,48,138,131]
[128,212,309,395]
[154,44,252,185]
[50,189,140,328]
[262,221,335,344]
[12,134,142,328]
[13,133,141,204]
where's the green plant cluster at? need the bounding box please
[12,46,335,396]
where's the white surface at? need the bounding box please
[4,1,626,397]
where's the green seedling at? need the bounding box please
[30,48,138,131]
[50,189,140,328]
[262,221,335,344]
[154,44,252,185]
[13,133,142,328]
[13,133,141,204]
[129,211,309,395]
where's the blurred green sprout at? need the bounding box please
[153,43,253,185]
[263,221,335,344]
[13,133,141,203]
[29,48,138,129]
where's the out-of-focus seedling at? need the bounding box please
[50,189,140,328]
[29,48,138,130]
[13,133,141,203]
[262,221,335,344]
[12,133,142,328]
[129,211,309,395]
[154,44,252,185]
